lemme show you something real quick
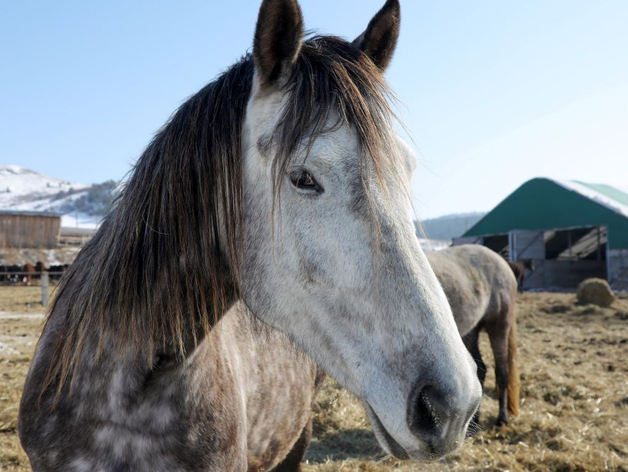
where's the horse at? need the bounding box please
[6,264,22,283]
[508,259,535,292]
[427,244,520,427]
[19,1,482,470]
[22,263,36,285]
[47,264,66,281]
[35,261,46,278]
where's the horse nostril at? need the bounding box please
[409,386,442,436]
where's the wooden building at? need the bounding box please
[0,210,61,249]
[454,178,628,290]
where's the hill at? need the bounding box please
[0,165,117,228]
[417,212,486,241]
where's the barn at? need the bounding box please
[0,210,61,249]
[454,178,628,290]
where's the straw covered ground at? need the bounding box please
[0,288,627,471]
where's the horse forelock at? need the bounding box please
[272,36,395,194]
[41,34,396,396]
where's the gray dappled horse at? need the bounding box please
[427,245,521,427]
[19,1,481,470]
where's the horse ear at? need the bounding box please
[352,0,400,71]
[253,0,305,86]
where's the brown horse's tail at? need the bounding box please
[507,307,521,416]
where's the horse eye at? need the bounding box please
[290,170,322,192]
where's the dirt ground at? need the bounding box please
[1,289,627,471]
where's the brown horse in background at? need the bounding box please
[5,265,22,283]
[35,261,46,278]
[0,262,58,285]
[428,245,520,427]
[509,259,535,292]
[22,263,36,285]
[47,264,68,280]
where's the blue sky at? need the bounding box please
[1,1,627,219]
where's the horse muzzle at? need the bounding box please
[365,377,482,461]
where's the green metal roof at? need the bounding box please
[574,181,628,208]
[463,178,628,249]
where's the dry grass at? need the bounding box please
[303,292,628,472]
[1,288,627,471]
[0,285,49,315]
[0,312,42,472]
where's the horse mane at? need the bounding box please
[43,36,394,393]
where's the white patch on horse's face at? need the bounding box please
[241,79,482,460]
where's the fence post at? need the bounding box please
[41,271,49,307]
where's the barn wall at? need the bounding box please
[608,249,628,291]
[0,214,61,249]
[523,260,606,290]
[509,230,545,260]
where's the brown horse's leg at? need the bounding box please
[486,321,510,426]
[271,417,313,472]
[462,327,485,430]
[519,274,525,292]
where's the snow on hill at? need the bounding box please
[0,165,114,228]
[0,165,87,204]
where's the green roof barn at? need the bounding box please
[455,178,628,290]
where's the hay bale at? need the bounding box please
[576,278,615,307]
